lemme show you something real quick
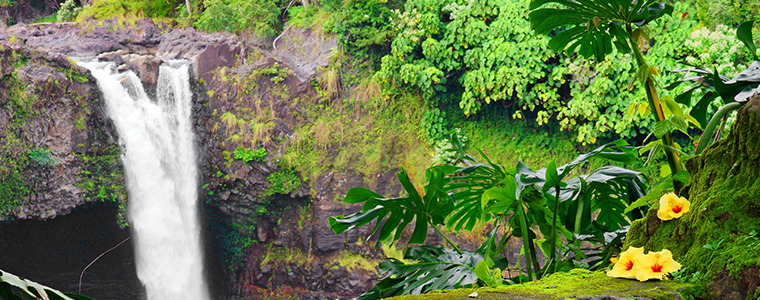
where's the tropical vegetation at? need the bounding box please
[1,0,759,298]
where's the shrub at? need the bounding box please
[233,146,267,163]
[56,0,81,22]
[194,0,280,36]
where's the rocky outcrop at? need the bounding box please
[0,41,123,222]
[623,94,760,299]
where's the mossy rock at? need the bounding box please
[623,95,760,300]
[388,269,698,299]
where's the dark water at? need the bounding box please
[0,202,145,300]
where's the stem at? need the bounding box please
[496,216,512,254]
[80,236,131,294]
[549,185,560,273]
[627,26,684,192]
[432,223,462,254]
[516,205,534,281]
[713,118,726,144]
[695,102,744,155]
[526,233,542,279]
[573,193,586,249]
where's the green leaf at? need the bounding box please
[0,269,86,300]
[329,168,454,247]
[543,160,561,192]
[660,96,684,119]
[481,180,516,214]
[625,176,672,213]
[653,117,690,139]
[474,261,501,287]
[360,246,483,298]
[737,21,758,61]
[690,91,718,128]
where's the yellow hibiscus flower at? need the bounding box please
[634,249,682,281]
[657,193,690,221]
[606,246,644,279]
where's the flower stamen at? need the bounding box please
[625,261,634,271]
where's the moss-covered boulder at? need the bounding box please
[623,94,760,299]
[388,269,697,299]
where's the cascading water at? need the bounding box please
[79,61,208,300]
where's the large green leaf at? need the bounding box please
[444,155,510,232]
[357,246,482,299]
[529,0,673,60]
[0,269,95,300]
[737,20,758,61]
[329,167,455,247]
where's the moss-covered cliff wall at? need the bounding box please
[624,94,760,300]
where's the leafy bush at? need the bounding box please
[56,0,81,22]
[692,0,760,28]
[328,0,399,63]
[375,0,720,145]
[233,146,267,163]
[194,0,280,36]
[76,0,174,21]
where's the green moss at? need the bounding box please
[329,250,377,273]
[388,269,697,300]
[622,97,760,296]
[264,167,302,197]
[74,145,128,226]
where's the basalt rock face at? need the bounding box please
[0,40,125,223]
[623,94,760,300]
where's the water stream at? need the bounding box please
[79,61,208,300]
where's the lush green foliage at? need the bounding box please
[76,0,175,21]
[330,139,649,297]
[327,0,399,62]
[194,0,281,36]
[264,167,302,197]
[373,0,722,145]
[691,0,760,28]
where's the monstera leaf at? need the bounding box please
[0,269,95,300]
[357,246,483,299]
[329,167,454,247]
[443,155,510,232]
[529,0,673,61]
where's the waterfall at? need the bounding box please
[79,61,208,300]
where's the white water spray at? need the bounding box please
[79,61,208,300]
